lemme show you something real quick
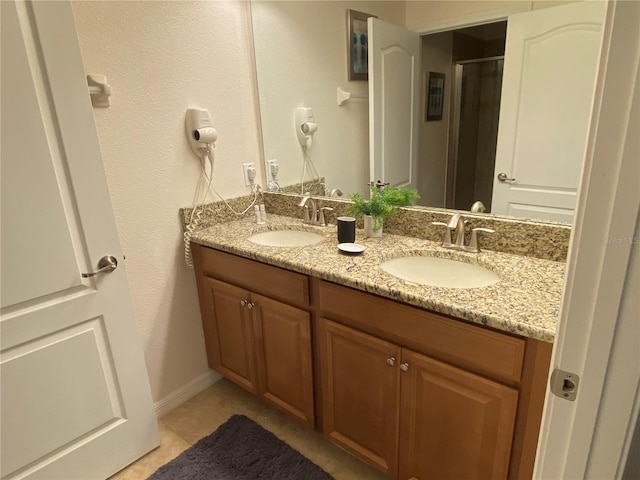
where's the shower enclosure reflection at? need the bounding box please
[448,57,504,211]
[419,21,506,211]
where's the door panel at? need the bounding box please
[0,2,158,478]
[492,1,606,221]
[0,0,81,307]
[206,278,257,393]
[320,319,400,476]
[1,318,122,476]
[369,18,421,191]
[253,294,314,427]
[399,350,519,480]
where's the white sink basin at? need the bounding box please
[380,256,500,289]
[248,230,324,247]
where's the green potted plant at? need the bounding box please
[348,185,419,237]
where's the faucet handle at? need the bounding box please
[468,228,495,252]
[431,221,453,245]
[319,207,334,226]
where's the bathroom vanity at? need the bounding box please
[188,210,564,480]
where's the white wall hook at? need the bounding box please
[87,74,111,108]
[337,87,368,106]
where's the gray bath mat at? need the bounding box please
[147,414,334,480]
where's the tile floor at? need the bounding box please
[109,378,388,480]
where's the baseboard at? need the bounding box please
[154,370,222,418]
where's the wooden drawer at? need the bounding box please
[317,280,525,384]
[194,245,310,308]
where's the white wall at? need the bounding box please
[419,32,452,206]
[252,1,406,197]
[406,1,530,32]
[405,1,576,33]
[71,0,262,403]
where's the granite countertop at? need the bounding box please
[190,214,566,343]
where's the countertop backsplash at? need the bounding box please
[262,192,571,262]
[180,190,571,262]
[180,180,326,232]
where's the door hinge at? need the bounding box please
[550,369,580,401]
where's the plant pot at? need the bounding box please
[364,215,383,238]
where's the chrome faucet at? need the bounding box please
[299,196,317,224]
[432,214,495,253]
[470,201,486,213]
[299,196,333,226]
[447,213,466,247]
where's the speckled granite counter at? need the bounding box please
[190,214,565,343]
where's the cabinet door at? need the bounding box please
[252,293,314,427]
[398,350,519,480]
[204,278,257,393]
[320,319,401,477]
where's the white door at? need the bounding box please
[535,0,640,477]
[0,1,159,479]
[369,18,420,191]
[491,1,606,222]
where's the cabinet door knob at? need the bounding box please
[386,357,395,367]
[247,302,255,310]
[240,300,247,307]
[400,362,409,373]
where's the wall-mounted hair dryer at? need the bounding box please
[186,108,217,157]
[295,107,317,150]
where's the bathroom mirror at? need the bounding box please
[251,1,603,224]
[251,1,397,200]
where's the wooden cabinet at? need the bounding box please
[320,318,519,480]
[315,280,551,480]
[192,245,552,480]
[398,349,518,480]
[204,278,258,393]
[321,319,401,476]
[253,293,314,425]
[193,245,314,427]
